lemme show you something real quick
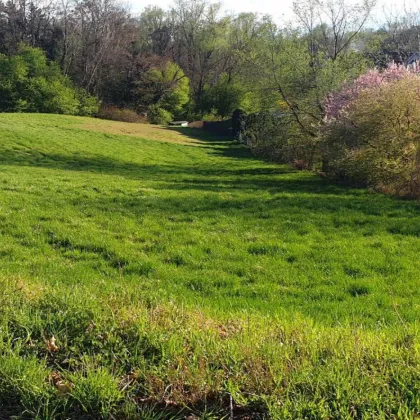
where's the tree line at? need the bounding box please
[1,0,419,121]
[2,0,420,195]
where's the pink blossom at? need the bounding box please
[324,62,420,120]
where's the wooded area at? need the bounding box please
[2,0,420,195]
[1,0,420,121]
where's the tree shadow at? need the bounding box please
[163,126,232,143]
[74,184,420,241]
[0,147,342,195]
[1,136,420,223]
[161,126,257,160]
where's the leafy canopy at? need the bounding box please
[137,60,190,118]
[0,45,99,116]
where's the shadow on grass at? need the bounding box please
[163,126,232,143]
[0,147,344,195]
[1,131,420,223]
[163,126,256,160]
[88,189,420,223]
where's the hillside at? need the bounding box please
[0,114,419,418]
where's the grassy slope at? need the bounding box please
[0,113,418,419]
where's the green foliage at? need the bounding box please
[239,111,319,168]
[323,75,420,196]
[264,36,368,125]
[0,53,28,111]
[242,111,289,158]
[231,30,369,167]
[0,114,419,418]
[147,104,173,125]
[78,90,101,116]
[201,109,223,121]
[359,29,390,67]
[27,77,79,115]
[0,45,99,116]
[200,71,268,119]
[158,63,190,115]
[139,61,189,118]
[201,77,246,118]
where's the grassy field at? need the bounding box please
[0,113,419,419]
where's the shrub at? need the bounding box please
[98,105,145,123]
[324,62,420,120]
[147,104,173,125]
[243,111,285,155]
[322,64,420,196]
[78,91,101,116]
[201,108,223,122]
[0,45,99,116]
[238,111,317,167]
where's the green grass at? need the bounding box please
[0,113,418,419]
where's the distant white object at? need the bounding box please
[170,121,188,127]
[407,53,420,66]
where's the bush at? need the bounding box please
[0,45,99,116]
[147,104,173,125]
[201,109,223,122]
[323,64,420,196]
[98,105,145,123]
[243,112,286,156]
[78,91,101,116]
[199,73,263,118]
[238,111,318,167]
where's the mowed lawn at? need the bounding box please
[0,113,419,419]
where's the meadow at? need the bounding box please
[0,113,419,419]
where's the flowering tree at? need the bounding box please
[322,62,420,197]
[324,62,420,120]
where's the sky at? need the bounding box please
[129,0,296,21]
[128,0,420,25]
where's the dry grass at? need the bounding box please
[80,119,207,146]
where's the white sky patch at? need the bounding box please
[128,0,420,27]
